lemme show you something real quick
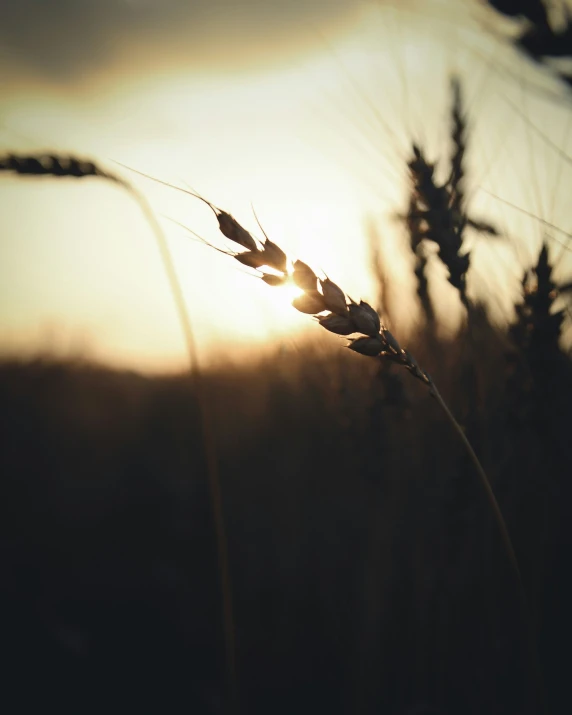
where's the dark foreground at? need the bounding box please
[0,327,571,714]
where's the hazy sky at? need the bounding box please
[0,0,360,82]
[1,0,571,372]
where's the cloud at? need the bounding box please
[0,0,362,83]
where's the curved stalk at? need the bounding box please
[428,378,542,713]
[131,190,239,715]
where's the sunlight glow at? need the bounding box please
[271,277,305,306]
[2,0,571,370]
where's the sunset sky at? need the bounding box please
[1,0,571,372]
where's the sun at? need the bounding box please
[277,276,304,303]
[263,273,304,305]
[257,272,306,321]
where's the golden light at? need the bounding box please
[2,1,571,372]
[268,275,305,306]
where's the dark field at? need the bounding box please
[1,312,571,714]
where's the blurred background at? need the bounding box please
[1,1,572,713]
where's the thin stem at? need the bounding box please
[428,379,543,713]
[429,381,519,582]
[131,190,239,715]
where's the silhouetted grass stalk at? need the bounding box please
[430,379,542,710]
[176,185,525,586]
[134,195,239,715]
[0,154,239,715]
[428,381,520,582]
[166,180,548,706]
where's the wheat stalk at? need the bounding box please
[1,153,239,714]
[404,80,500,314]
[174,185,548,709]
[407,143,472,306]
[449,77,466,220]
[511,242,565,358]
[169,183,525,575]
[0,153,125,183]
[485,0,572,91]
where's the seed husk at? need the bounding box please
[235,250,267,269]
[348,301,380,337]
[320,278,347,315]
[262,239,288,273]
[382,329,402,355]
[293,293,327,315]
[217,211,258,251]
[348,336,384,357]
[292,260,318,291]
[261,273,288,287]
[318,313,356,335]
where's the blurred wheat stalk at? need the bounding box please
[485,0,572,92]
[0,152,239,714]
